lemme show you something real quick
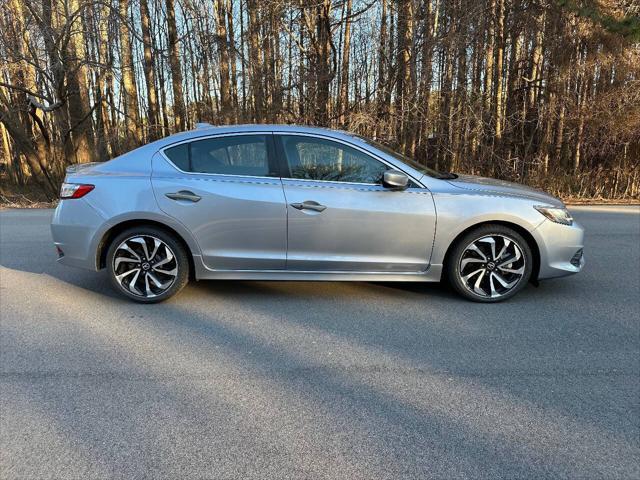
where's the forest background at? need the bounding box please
[0,0,639,204]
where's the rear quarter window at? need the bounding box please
[164,143,190,171]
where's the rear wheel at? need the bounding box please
[106,227,189,303]
[446,224,533,302]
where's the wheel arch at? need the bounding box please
[97,219,196,279]
[441,220,541,283]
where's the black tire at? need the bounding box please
[446,224,533,302]
[106,226,190,303]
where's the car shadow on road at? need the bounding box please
[184,277,639,436]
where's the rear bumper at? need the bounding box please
[531,219,585,279]
[50,199,105,271]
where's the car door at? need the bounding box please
[275,134,436,272]
[152,133,287,270]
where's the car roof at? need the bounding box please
[153,124,361,149]
[97,123,429,185]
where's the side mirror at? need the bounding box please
[383,170,409,190]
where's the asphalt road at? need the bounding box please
[1,206,639,479]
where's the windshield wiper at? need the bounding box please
[437,172,459,180]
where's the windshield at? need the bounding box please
[357,136,454,179]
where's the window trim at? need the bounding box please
[159,132,280,179]
[273,132,424,188]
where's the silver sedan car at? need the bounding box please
[51,124,584,303]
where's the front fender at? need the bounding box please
[430,192,545,267]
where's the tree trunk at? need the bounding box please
[214,0,233,123]
[528,9,545,110]
[6,0,53,178]
[314,0,333,126]
[92,2,112,160]
[417,0,438,162]
[271,6,284,121]
[0,91,57,198]
[375,0,388,137]
[337,0,352,126]
[574,56,588,172]
[494,0,505,140]
[240,4,247,115]
[118,0,143,146]
[227,0,239,116]
[40,0,74,170]
[247,0,264,121]
[64,0,98,163]
[484,0,496,120]
[396,0,415,153]
[140,0,161,140]
[166,0,187,131]
[298,2,305,120]
[554,100,565,166]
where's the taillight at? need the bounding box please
[60,183,95,199]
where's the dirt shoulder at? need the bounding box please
[564,198,640,205]
[0,182,58,209]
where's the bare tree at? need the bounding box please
[140,0,161,140]
[166,0,187,130]
[214,0,233,122]
[337,0,352,125]
[118,0,143,146]
[0,0,638,201]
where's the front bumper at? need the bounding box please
[531,219,585,279]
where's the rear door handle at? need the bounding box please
[290,201,326,212]
[165,190,201,202]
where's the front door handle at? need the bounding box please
[165,190,201,202]
[290,201,327,212]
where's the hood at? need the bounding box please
[445,174,564,206]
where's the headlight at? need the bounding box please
[534,205,573,226]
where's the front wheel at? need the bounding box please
[106,227,190,303]
[446,224,533,302]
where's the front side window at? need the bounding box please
[164,135,272,177]
[278,135,389,184]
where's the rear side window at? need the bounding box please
[164,135,273,177]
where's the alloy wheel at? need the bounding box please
[458,234,526,299]
[112,235,178,298]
